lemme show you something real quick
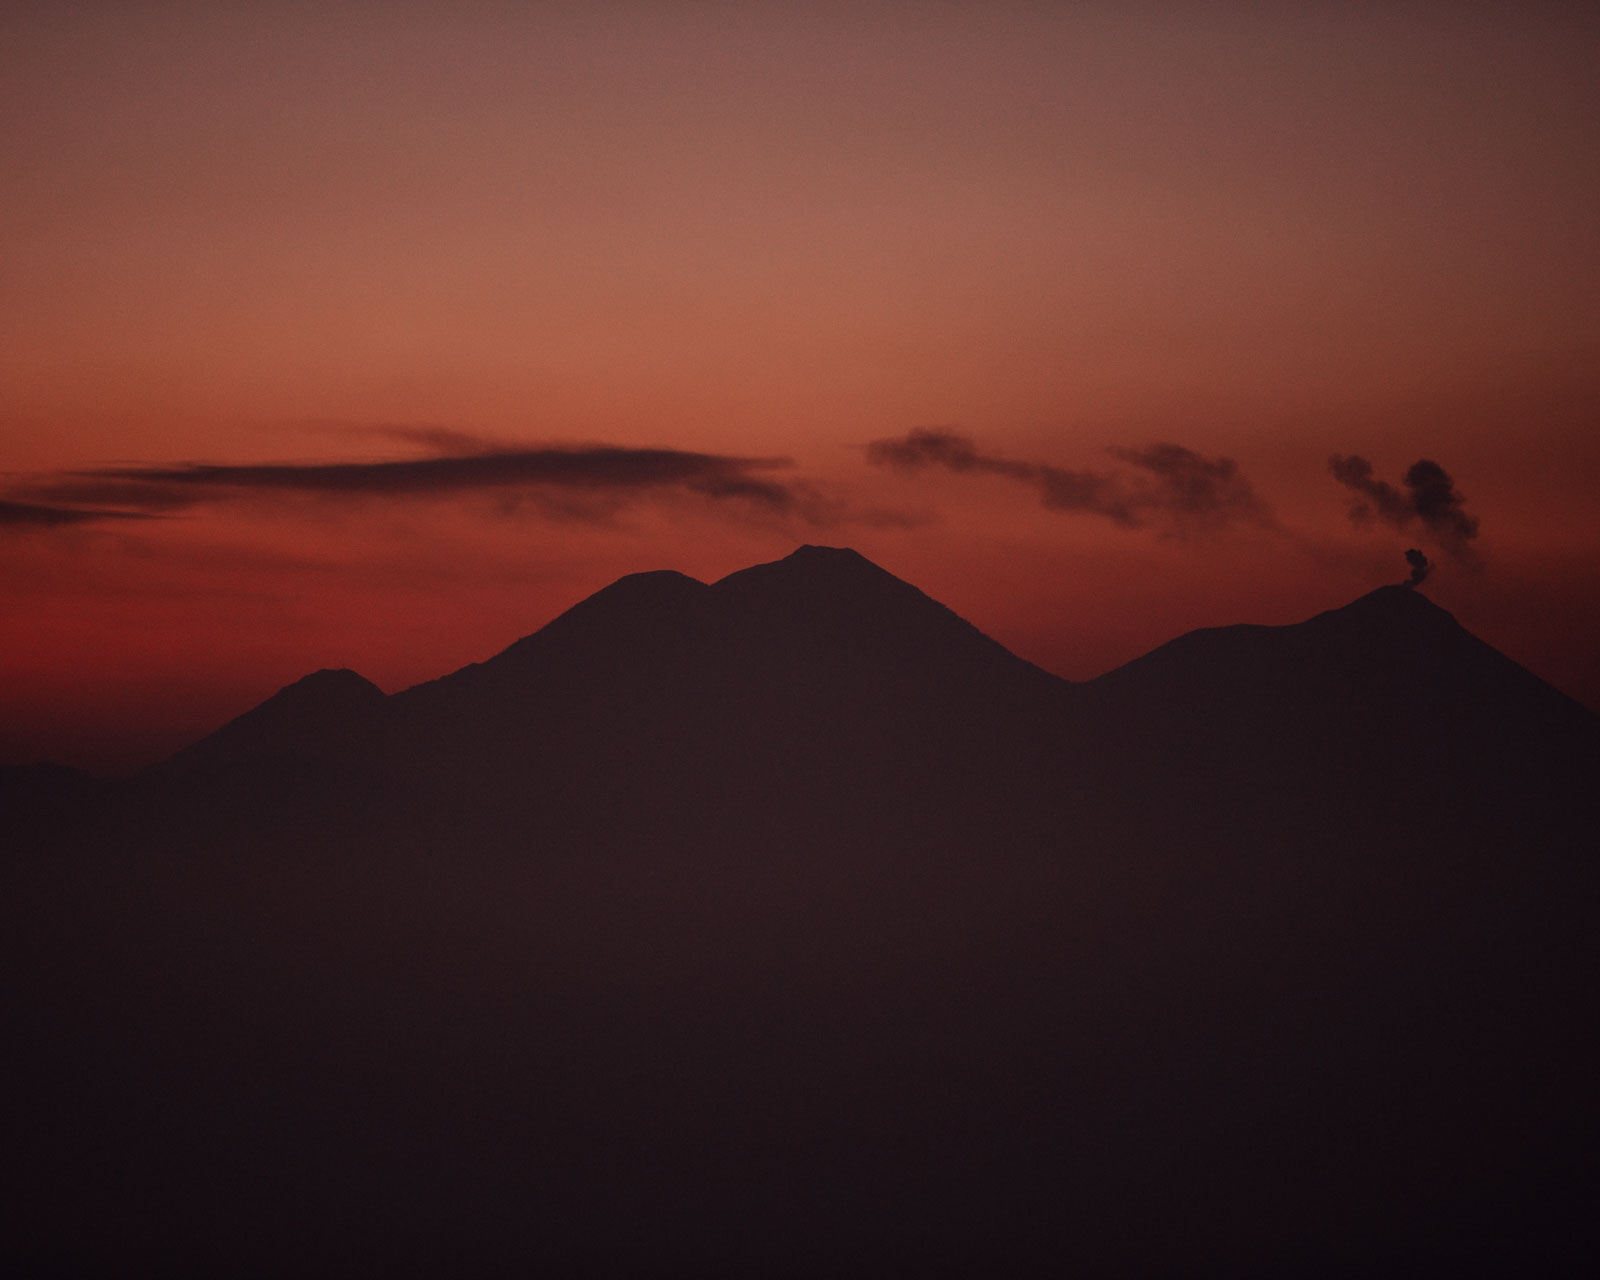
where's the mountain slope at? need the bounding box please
[137,550,1600,862]
[357,545,1073,835]
[13,548,1595,1275]
[390,544,1059,711]
[1083,583,1599,840]
[153,667,387,780]
[1092,583,1590,730]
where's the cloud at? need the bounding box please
[29,444,812,521]
[296,420,511,457]
[866,429,1273,536]
[0,498,153,530]
[1106,443,1274,534]
[360,423,506,456]
[1328,455,1481,565]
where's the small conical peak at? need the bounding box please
[1267,583,1463,655]
[530,569,710,631]
[1321,583,1460,630]
[784,544,873,565]
[269,668,386,708]
[152,668,385,775]
[1090,581,1476,695]
[708,545,1051,681]
[487,568,714,667]
[715,545,903,594]
[582,568,708,604]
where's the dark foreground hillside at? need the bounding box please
[6,547,1597,1276]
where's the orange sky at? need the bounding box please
[3,2,1598,773]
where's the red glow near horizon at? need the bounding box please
[2,3,1597,771]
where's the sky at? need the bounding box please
[3,1,1597,773]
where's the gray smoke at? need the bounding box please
[1404,548,1432,588]
[1329,455,1481,566]
[868,429,1272,536]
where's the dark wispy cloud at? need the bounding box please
[23,444,816,523]
[866,429,1273,536]
[0,498,153,529]
[1328,455,1481,565]
[300,421,513,457]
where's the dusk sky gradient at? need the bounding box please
[4,1,1597,772]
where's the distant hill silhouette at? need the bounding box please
[7,547,1597,1276]
[1083,581,1597,837]
[155,667,387,780]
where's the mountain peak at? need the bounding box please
[1300,582,1464,646]
[706,546,1057,694]
[269,667,386,708]
[153,668,384,777]
[587,566,707,597]
[784,544,876,565]
[714,544,911,596]
[1087,576,1598,748]
[488,568,713,669]
[1340,581,1452,613]
[550,568,710,624]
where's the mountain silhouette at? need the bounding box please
[244,545,1076,839]
[155,666,387,780]
[1091,582,1590,737]
[1083,582,1597,836]
[7,548,1597,1276]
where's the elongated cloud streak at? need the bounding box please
[1329,455,1481,565]
[18,444,816,524]
[0,498,152,528]
[867,429,1272,536]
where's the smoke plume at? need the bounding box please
[867,429,1272,536]
[1329,455,1481,566]
[1404,548,1432,588]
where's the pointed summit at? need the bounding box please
[776,543,883,570]
[1091,580,1572,720]
[1308,581,1460,630]
[710,546,1057,695]
[370,545,1064,803]
[271,667,386,708]
[547,568,710,626]
[713,544,909,599]
[1085,579,1597,837]
[154,668,385,778]
[488,568,714,671]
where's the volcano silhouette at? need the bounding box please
[8,547,1598,1276]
